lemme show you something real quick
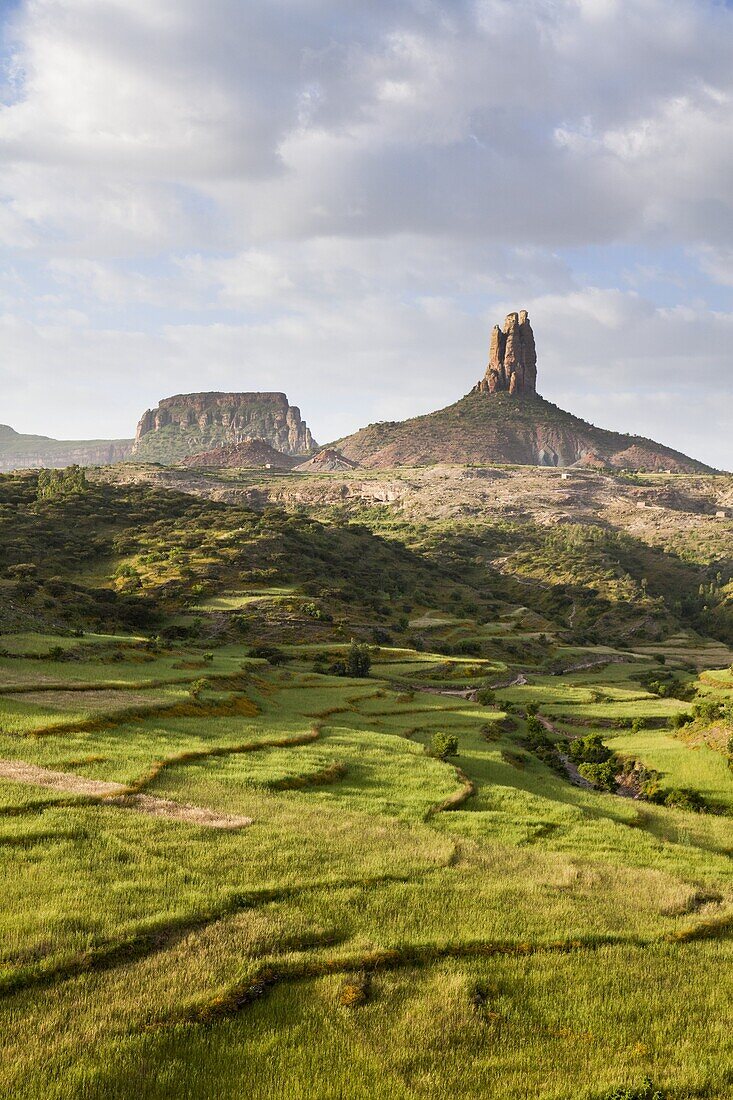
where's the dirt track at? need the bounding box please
[0,759,253,830]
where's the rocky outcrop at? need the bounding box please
[0,425,133,473]
[132,392,316,462]
[181,439,297,469]
[295,448,359,473]
[473,310,537,396]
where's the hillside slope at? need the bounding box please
[332,392,712,472]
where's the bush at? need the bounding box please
[567,733,613,765]
[475,687,495,706]
[249,644,288,665]
[578,761,617,791]
[430,733,459,761]
[693,699,722,724]
[662,787,707,812]
[189,678,208,700]
[338,973,370,1008]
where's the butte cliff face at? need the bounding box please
[131,392,316,462]
[473,310,537,396]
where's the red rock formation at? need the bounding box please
[474,310,537,396]
[295,448,359,472]
[181,439,298,469]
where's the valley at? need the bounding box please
[0,465,731,1098]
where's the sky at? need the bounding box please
[0,0,732,468]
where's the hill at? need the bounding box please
[332,391,712,471]
[332,310,712,472]
[295,447,359,472]
[0,423,132,473]
[180,439,297,469]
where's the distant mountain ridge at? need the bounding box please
[0,424,132,473]
[0,314,716,472]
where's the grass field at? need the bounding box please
[0,623,731,1099]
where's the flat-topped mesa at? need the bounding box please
[132,392,316,461]
[473,310,537,396]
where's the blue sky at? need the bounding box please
[0,0,732,467]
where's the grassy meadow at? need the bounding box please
[0,469,731,1098]
[0,627,731,1099]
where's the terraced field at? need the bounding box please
[0,625,731,1100]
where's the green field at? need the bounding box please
[0,470,731,1098]
[0,630,731,1099]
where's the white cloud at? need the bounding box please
[0,0,731,468]
[2,0,733,250]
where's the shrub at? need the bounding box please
[578,761,617,791]
[525,715,544,737]
[475,687,495,706]
[249,644,288,665]
[567,733,613,765]
[662,787,707,812]
[189,678,208,700]
[430,733,459,761]
[339,973,370,1008]
[693,699,722,724]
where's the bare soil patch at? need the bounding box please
[0,759,252,830]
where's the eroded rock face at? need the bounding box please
[474,310,537,396]
[132,392,316,461]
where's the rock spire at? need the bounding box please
[473,310,537,396]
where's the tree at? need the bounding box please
[345,641,371,678]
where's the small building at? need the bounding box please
[561,472,570,480]
[636,501,647,509]
[715,509,728,519]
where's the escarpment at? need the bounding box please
[132,392,316,462]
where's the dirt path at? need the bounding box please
[407,684,476,700]
[0,759,253,830]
